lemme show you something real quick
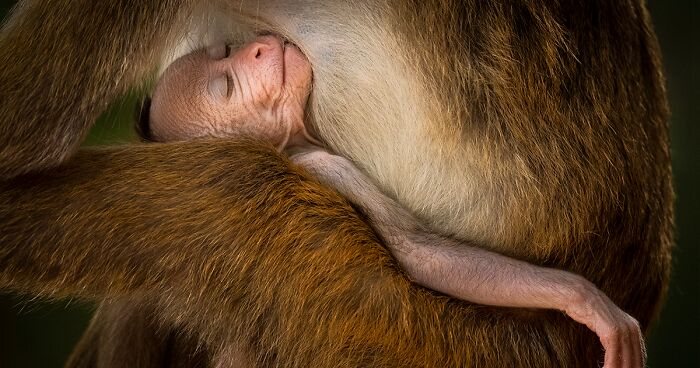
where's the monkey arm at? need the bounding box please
[292,148,644,368]
[0,139,600,367]
[0,0,193,178]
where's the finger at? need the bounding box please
[624,319,645,368]
[603,350,611,368]
[603,335,619,368]
[631,337,641,368]
[620,328,632,368]
[631,322,645,368]
[629,332,639,368]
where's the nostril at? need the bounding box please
[255,49,261,59]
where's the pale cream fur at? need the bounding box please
[162,1,515,254]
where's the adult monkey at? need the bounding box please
[0,1,672,368]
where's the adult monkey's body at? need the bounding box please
[0,1,672,368]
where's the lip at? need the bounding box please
[256,33,292,86]
[281,41,309,88]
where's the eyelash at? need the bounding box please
[221,44,233,97]
[225,73,234,98]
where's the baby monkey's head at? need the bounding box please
[147,35,318,149]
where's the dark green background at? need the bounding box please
[0,1,697,367]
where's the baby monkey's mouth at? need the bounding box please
[256,30,296,49]
[253,31,324,148]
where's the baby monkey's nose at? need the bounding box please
[246,35,284,64]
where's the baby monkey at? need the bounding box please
[143,35,644,368]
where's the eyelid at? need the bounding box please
[206,74,227,102]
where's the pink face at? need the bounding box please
[149,35,317,149]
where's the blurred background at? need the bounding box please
[0,1,697,367]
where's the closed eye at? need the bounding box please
[208,75,229,101]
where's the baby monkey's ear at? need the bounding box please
[135,97,158,142]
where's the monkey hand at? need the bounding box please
[563,276,646,368]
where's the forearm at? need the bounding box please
[392,233,582,312]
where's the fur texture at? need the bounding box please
[0,0,672,367]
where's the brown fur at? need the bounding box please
[0,0,672,367]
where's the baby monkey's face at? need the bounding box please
[150,35,313,148]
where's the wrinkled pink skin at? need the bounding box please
[150,35,320,150]
[150,36,644,368]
